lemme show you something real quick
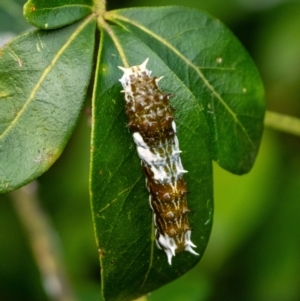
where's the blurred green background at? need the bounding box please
[1,0,300,300]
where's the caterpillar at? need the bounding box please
[118,59,198,265]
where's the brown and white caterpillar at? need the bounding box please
[119,59,198,265]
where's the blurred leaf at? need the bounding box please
[246,160,300,301]
[90,23,213,301]
[0,0,30,33]
[256,3,300,116]
[23,0,94,29]
[0,17,95,193]
[105,6,265,174]
[257,4,300,84]
[0,194,48,300]
[205,131,282,272]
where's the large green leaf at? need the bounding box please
[0,17,95,193]
[90,24,213,301]
[105,6,265,174]
[23,0,94,29]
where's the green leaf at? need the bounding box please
[90,23,213,301]
[105,6,265,174]
[0,17,96,193]
[23,0,93,29]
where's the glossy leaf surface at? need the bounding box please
[0,17,95,193]
[24,0,93,29]
[105,7,265,174]
[90,25,213,301]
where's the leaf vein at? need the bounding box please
[107,13,254,147]
[0,15,94,141]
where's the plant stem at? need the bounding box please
[94,0,106,14]
[10,181,78,301]
[264,110,300,137]
[133,297,148,301]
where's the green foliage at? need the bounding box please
[0,1,266,301]
[24,0,94,29]
[90,24,213,301]
[0,17,95,193]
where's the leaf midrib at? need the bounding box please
[29,4,92,13]
[105,11,254,147]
